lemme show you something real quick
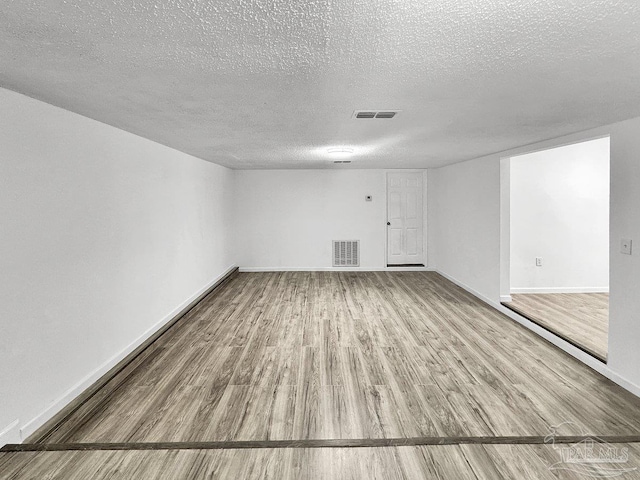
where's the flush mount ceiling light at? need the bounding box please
[326,147,354,159]
[311,144,375,160]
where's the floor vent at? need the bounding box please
[333,240,360,267]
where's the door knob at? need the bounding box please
[387,222,391,225]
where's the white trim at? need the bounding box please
[435,270,499,309]
[500,295,512,303]
[239,266,434,272]
[602,367,640,400]
[0,420,20,448]
[510,287,609,294]
[435,269,640,399]
[18,264,238,442]
[499,157,511,301]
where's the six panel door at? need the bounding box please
[387,172,423,265]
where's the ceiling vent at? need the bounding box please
[333,160,352,164]
[333,240,360,267]
[353,110,399,119]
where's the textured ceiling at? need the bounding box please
[2,1,640,169]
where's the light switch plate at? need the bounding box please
[621,238,633,255]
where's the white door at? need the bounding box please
[387,172,424,265]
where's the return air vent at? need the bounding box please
[333,240,360,267]
[333,160,351,164]
[353,110,399,119]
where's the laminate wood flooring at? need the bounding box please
[32,272,639,444]
[504,293,608,361]
[4,272,640,479]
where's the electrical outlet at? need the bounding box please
[621,238,633,255]
[535,257,543,267]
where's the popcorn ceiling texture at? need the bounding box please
[1,0,640,168]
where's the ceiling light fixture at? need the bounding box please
[326,147,354,159]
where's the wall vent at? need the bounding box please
[333,240,360,267]
[353,110,399,119]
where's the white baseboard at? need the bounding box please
[500,295,512,303]
[434,270,640,399]
[602,367,640,399]
[435,270,499,309]
[510,287,609,294]
[0,420,20,447]
[239,266,434,272]
[17,264,238,443]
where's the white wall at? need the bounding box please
[510,138,610,293]
[428,117,640,395]
[608,118,640,387]
[427,157,501,301]
[235,170,427,270]
[0,89,236,445]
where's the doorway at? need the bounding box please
[387,171,424,266]
[501,137,610,361]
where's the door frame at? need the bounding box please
[499,134,611,302]
[385,170,428,267]
[499,134,611,363]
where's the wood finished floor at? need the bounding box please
[504,293,609,361]
[3,443,640,480]
[4,272,640,479]
[36,272,640,443]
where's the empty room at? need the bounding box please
[2,1,640,479]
